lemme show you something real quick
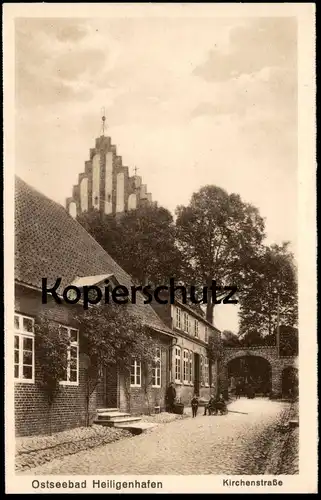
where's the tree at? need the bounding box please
[175,185,265,323]
[34,315,69,435]
[77,206,183,287]
[207,332,224,397]
[238,243,298,338]
[264,326,298,356]
[221,330,241,347]
[76,209,122,258]
[74,303,155,422]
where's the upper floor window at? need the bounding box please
[205,326,209,343]
[60,326,79,386]
[130,359,141,387]
[175,307,181,330]
[175,346,181,382]
[152,348,161,388]
[14,313,35,383]
[183,349,189,384]
[194,319,199,337]
[183,312,189,333]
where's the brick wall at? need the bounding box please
[14,284,175,435]
[173,335,213,406]
[119,335,172,415]
[14,284,97,437]
[66,135,153,218]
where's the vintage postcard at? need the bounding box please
[3,2,317,494]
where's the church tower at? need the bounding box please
[66,113,155,218]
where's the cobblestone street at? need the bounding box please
[21,398,294,475]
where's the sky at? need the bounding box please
[15,16,298,333]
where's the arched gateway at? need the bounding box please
[221,346,298,397]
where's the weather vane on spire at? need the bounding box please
[134,166,138,176]
[101,107,106,136]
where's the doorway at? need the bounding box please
[105,364,118,408]
[194,353,200,396]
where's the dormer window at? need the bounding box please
[67,273,122,306]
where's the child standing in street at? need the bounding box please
[191,394,199,418]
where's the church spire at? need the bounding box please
[101,107,106,136]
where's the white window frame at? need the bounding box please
[205,326,209,343]
[174,346,181,383]
[189,351,193,385]
[200,355,204,386]
[175,307,181,330]
[183,312,189,333]
[59,326,79,387]
[194,319,199,337]
[14,313,35,384]
[204,357,210,386]
[130,358,141,387]
[152,348,161,388]
[183,349,189,384]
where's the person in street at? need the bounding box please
[213,393,227,415]
[204,394,215,416]
[247,384,255,399]
[191,394,199,418]
[235,383,241,399]
[165,382,176,413]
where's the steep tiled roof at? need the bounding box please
[15,176,174,337]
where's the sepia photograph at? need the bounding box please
[4,2,317,494]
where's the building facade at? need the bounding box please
[151,298,221,405]
[14,177,173,437]
[66,135,155,219]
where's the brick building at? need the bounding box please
[66,134,155,219]
[14,177,174,437]
[152,296,221,405]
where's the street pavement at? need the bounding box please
[21,398,291,475]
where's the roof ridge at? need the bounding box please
[15,175,174,337]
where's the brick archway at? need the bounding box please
[221,346,297,396]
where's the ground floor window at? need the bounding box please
[189,352,193,383]
[183,349,189,383]
[59,326,79,386]
[152,348,161,387]
[14,313,35,383]
[130,359,141,387]
[175,346,181,382]
[204,357,209,386]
